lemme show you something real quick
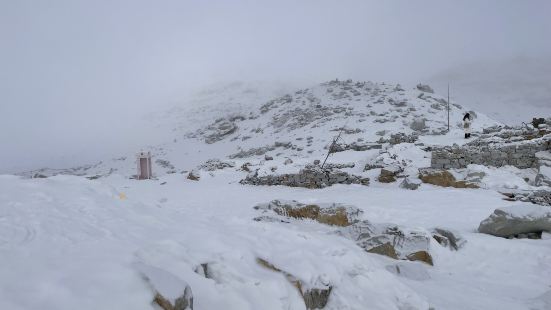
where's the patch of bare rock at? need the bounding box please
[240,165,369,189]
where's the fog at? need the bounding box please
[1,0,550,173]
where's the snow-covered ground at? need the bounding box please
[2,80,551,310]
[1,173,550,310]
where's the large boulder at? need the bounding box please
[254,200,363,227]
[478,205,551,238]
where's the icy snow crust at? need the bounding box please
[3,81,551,309]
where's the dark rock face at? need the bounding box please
[478,205,551,238]
[240,166,369,189]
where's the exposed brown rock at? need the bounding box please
[406,251,434,266]
[419,169,478,189]
[366,242,399,259]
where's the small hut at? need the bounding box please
[137,151,152,180]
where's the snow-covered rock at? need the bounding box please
[135,263,194,310]
[341,221,433,265]
[400,177,422,190]
[478,204,551,238]
[254,200,362,227]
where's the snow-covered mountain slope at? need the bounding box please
[18,79,500,179]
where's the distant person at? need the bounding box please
[463,113,472,139]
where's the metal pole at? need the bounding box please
[447,83,450,132]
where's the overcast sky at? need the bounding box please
[1,0,550,173]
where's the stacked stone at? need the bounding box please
[431,135,551,169]
[240,167,370,188]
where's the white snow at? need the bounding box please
[2,81,550,310]
[1,172,551,310]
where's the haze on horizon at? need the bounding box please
[1,0,550,173]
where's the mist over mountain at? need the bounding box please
[429,56,551,125]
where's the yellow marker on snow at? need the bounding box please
[118,192,127,200]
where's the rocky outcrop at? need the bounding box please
[241,166,370,189]
[254,200,362,227]
[478,205,551,238]
[419,168,478,189]
[257,258,332,309]
[341,221,433,265]
[254,201,435,266]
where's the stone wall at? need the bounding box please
[240,166,369,189]
[431,135,551,169]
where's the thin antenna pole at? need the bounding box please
[447,83,450,132]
